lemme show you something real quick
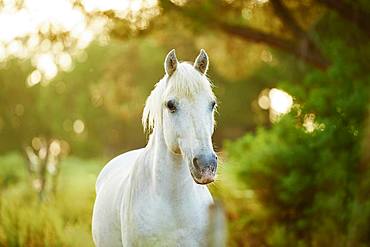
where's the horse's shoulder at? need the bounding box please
[96,148,144,193]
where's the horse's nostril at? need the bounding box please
[212,153,218,161]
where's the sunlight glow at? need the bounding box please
[81,0,159,28]
[57,53,73,71]
[303,113,316,132]
[269,88,293,114]
[36,53,58,80]
[258,88,294,122]
[255,0,269,4]
[170,0,188,6]
[27,70,42,87]
[303,113,325,133]
[0,0,159,84]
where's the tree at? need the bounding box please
[153,0,370,70]
[224,8,370,246]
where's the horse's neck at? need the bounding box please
[144,127,195,199]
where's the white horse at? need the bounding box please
[92,49,219,247]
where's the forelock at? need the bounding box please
[164,62,213,98]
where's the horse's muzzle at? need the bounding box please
[191,153,217,184]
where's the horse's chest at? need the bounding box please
[124,198,207,246]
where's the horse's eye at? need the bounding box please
[211,101,217,110]
[166,100,177,113]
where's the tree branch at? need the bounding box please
[268,0,330,69]
[216,21,330,70]
[159,0,330,70]
[270,0,306,38]
[316,0,370,36]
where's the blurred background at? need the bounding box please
[0,0,369,246]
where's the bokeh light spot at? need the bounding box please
[73,119,85,134]
[269,88,293,114]
[49,140,61,156]
[258,95,270,110]
[27,70,42,87]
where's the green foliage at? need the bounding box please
[224,13,370,246]
[0,39,170,157]
[0,153,27,189]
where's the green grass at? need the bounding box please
[0,153,104,247]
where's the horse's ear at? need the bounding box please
[164,49,178,76]
[194,49,209,75]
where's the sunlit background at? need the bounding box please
[0,0,369,246]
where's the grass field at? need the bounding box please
[0,152,104,247]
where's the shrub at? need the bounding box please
[224,13,370,246]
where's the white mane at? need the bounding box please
[142,62,215,133]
